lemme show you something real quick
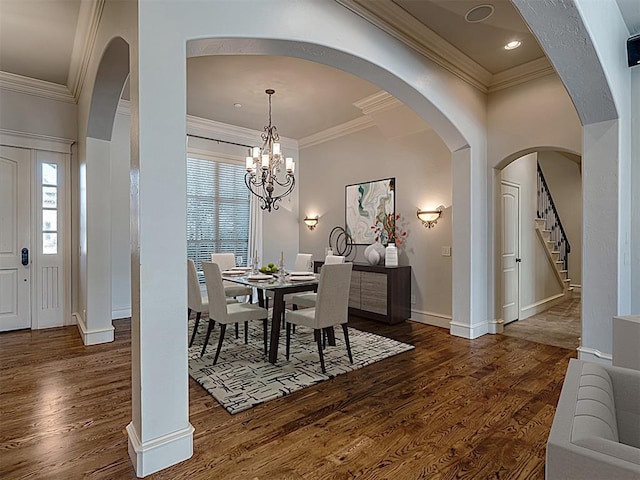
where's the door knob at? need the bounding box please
[515,257,522,263]
[21,247,29,266]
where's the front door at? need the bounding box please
[0,146,31,331]
[502,181,520,324]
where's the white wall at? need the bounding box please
[110,110,131,318]
[0,88,77,140]
[299,124,453,324]
[487,74,582,166]
[502,153,563,320]
[632,66,640,313]
[538,151,582,286]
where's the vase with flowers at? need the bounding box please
[370,213,407,267]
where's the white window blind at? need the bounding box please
[187,157,250,279]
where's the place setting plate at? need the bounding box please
[222,270,245,276]
[288,274,316,281]
[247,273,274,281]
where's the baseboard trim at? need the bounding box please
[487,318,504,334]
[520,292,567,320]
[74,312,114,345]
[449,319,489,339]
[577,346,612,364]
[112,306,132,319]
[126,421,194,477]
[410,310,451,329]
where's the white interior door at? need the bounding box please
[502,181,520,324]
[0,146,31,331]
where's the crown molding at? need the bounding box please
[67,0,105,101]
[187,114,298,150]
[116,100,298,150]
[336,0,491,92]
[336,0,555,94]
[489,57,556,93]
[353,91,402,115]
[0,71,75,104]
[298,116,375,149]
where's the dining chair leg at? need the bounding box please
[263,319,268,355]
[201,319,216,357]
[315,329,326,373]
[213,324,227,365]
[244,321,249,344]
[189,311,201,347]
[285,322,292,360]
[235,322,239,339]
[187,308,191,321]
[342,324,353,364]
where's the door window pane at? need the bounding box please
[42,186,57,208]
[43,209,57,231]
[43,233,57,255]
[42,163,58,186]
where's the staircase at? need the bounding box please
[535,218,572,296]
[536,162,572,297]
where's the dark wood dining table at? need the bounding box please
[221,272,320,363]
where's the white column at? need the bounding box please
[579,120,621,364]
[81,137,114,344]
[126,6,193,476]
[450,146,489,339]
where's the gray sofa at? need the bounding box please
[546,358,640,479]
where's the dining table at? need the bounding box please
[220,270,323,363]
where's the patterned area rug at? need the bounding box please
[188,319,414,414]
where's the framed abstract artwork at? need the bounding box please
[345,177,395,245]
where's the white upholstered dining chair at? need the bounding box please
[266,253,314,309]
[286,254,346,309]
[210,252,253,299]
[187,259,238,347]
[201,261,269,364]
[284,262,354,373]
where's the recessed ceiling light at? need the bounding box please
[233,103,242,108]
[465,4,494,23]
[504,40,522,50]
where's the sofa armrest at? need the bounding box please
[547,437,640,480]
[607,366,640,448]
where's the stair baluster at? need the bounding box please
[536,162,571,271]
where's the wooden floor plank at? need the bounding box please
[0,317,575,479]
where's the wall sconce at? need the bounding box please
[417,208,442,229]
[303,216,319,231]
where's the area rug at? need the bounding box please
[188,319,414,414]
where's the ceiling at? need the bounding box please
[1,0,639,141]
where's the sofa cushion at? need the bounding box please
[572,363,619,443]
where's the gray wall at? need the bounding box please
[298,125,453,323]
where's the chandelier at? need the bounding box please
[245,89,295,212]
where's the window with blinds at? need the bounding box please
[187,157,250,280]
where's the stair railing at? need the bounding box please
[537,162,571,271]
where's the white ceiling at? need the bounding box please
[1,0,639,140]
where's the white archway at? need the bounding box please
[78,36,129,345]
[513,0,633,363]
[126,1,489,475]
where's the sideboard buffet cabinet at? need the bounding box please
[314,261,411,324]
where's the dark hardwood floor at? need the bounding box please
[0,316,575,479]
